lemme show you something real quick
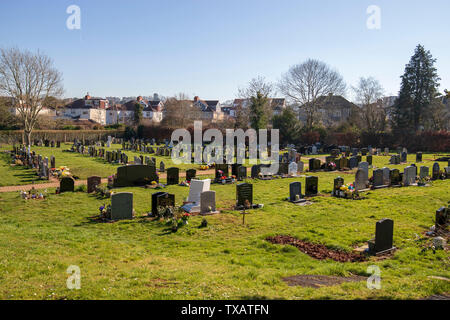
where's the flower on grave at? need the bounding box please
[151,181,157,185]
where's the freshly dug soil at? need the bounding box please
[266,235,367,262]
[283,275,367,288]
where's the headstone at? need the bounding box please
[368,219,395,255]
[288,162,298,176]
[372,169,385,188]
[289,182,303,202]
[390,169,401,186]
[186,169,196,182]
[358,162,369,184]
[151,192,175,216]
[200,191,219,215]
[332,177,344,196]
[432,163,440,180]
[182,179,211,213]
[60,177,75,193]
[237,166,247,180]
[349,157,358,169]
[419,166,429,180]
[297,161,304,173]
[354,169,367,191]
[236,183,253,208]
[305,176,318,196]
[382,167,390,186]
[87,176,101,193]
[110,192,133,220]
[160,161,165,173]
[416,152,422,163]
[166,167,180,185]
[403,166,416,186]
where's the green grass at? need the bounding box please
[0,153,449,299]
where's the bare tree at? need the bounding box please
[161,93,200,128]
[278,59,346,130]
[0,48,63,146]
[352,77,386,132]
[236,76,274,128]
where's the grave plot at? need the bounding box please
[266,235,367,262]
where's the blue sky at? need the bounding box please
[0,0,449,101]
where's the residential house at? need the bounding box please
[61,94,109,125]
[193,96,224,121]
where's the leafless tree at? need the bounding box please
[278,59,346,130]
[161,93,201,128]
[0,48,63,146]
[352,77,386,132]
[236,76,274,128]
[424,96,449,130]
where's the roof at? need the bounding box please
[194,99,220,112]
[120,99,162,112]
[302,95,359,110]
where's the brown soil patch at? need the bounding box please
[283,274,367,288]
[266,235,367,262]
[423,293,450,300]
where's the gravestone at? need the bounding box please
[237,166,247,180]
[251,165,261,178]
[159,161,165,173]
[50,156,55,169]
[182,179,211,213]
[236,183,253,208]
[349,157,358,169]
[401,152,407,163]
[309,158,321,171]
[435,207,449,230]
[366,155,373,166]
[403,166,416,186]
[419,166,429,180]
[110,192,133,220]
[358,162,369,184]
[416,152,422,163]
[215,164,229,179]
[166,167,180,185]
[186,169,196,182]
[382,167,390,186]
[372,169,385,188]
[60,177,75,193]
[113,165,159,187]
[390,169,401,186]
[200,191,219,215]
[277,162,289,176]
[332,177,344,197]
[289,182,303,203]
[354,169,367,191]
[368,219,395,255]
[87,176,101,193]
[432,163,440,180]
[297,161,304,173]
[151,192,175,216]
[305,176,318,196]
[288,162,298,176]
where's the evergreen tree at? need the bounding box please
[249,91,269,130]
[134,102,144,125]
[392,44,440,132]
[272,107,301,144]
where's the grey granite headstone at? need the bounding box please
[110,192,133,220]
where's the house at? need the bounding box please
[193,96,224,121]
[61,94,109,125]
[110,96,164,124]
[298,94,359,126]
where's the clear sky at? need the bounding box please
[0,0,448,101]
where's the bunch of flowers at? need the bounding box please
[328,162,337,170]
[200,165,209,170]
[52,166,71,178]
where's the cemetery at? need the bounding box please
[0,140,449,300]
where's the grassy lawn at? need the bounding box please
[0,153,448,299]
